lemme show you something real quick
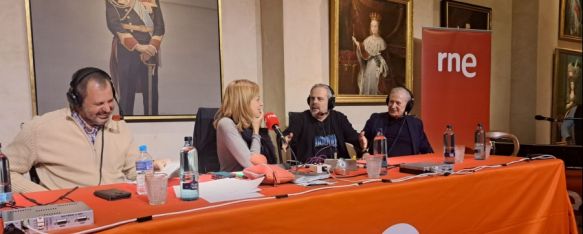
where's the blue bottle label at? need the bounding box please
[136,160,153,171]
[0,192,13,203]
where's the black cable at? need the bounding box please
[18,186,78,206]
[99,127,104,186]
[18,193,41,206]
[387,117,407,155]
[0,201,22,209]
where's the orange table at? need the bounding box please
[2,155,578,233]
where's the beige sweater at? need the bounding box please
[5,108,137,193]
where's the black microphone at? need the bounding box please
[112,96,124,121]
[534,115,556,122]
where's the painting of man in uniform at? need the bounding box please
[107,0,165,116]
[27,0,222,120]
[337,0,408,96]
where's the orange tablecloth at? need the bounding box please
[2,155,578,233]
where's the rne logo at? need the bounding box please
[437,52,477,78]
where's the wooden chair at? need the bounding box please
[486,131,520,156]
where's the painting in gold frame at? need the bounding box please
[330,0,413,104]
[551,48,582,145]
[25,0,223,122]
[440,0,492,30]
[559,0,582,42]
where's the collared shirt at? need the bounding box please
[71,112,101,144]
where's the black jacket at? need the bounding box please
[362,113,433,156]
[283,110,362,162]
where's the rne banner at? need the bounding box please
[421,28,491,150]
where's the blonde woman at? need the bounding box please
[214,79,270,171]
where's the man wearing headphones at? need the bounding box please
[282,84,367,163]
[4,67,140,192]
[362,86,433,156]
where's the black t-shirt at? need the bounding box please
[283,110,362,163]
[313,120,338,160]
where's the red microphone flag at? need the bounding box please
[264,112,279,130]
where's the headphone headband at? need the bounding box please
[67,67,116,108]
[307,84,336,110]
[386,86,415,115]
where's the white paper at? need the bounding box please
[159,159,180,178]
[173,177,264,203]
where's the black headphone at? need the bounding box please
[306,84,336,110]
[386,86,414,115]
[67,67,117,108]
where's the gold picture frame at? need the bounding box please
[551,48,582,144]
[25,0,224,122]
[329,0,413,104]
[559,0,582,42]
[440,0,492,30]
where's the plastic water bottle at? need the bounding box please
[0,143,14,206]
[136,144,154,195]
[474,123,486,160]
[180,136,199,201]
[443,125,455,164]
[373,129,388,175]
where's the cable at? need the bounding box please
[99,128,104,186]
[74,197,277,234]
[22,219,47,234]
[74,218,136,234]
[77,183,361,233]
[313,145,334,159]
[0,202,24,209]
[387,117,407,155]
[19,186,79,206]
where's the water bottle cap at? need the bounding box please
[184,136,193,141]
[447,124,452,129]
[139,145,148,152]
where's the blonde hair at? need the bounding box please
[214,79,260,132]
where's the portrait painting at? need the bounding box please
[559,0,582,42]
[330,0,413,104]
[440,0,492,30]
[26,0,222,121]
[551,48,582,145]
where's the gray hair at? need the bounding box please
[389,86,412,102]
[310,84,334,99]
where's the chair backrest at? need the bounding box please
[288,112,302,125]
[193,107,219,173]
[486,131,520,156]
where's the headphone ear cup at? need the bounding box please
[67,89,79,107]
[306,96,310,105]
[328,96,335,110]
[405,98,415,114]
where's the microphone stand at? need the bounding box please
[276,134,287,169]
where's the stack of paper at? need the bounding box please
[173,177,264,203]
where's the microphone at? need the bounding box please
[112,97,124,121]
[534,115,556,122]
[264,112,284,139]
